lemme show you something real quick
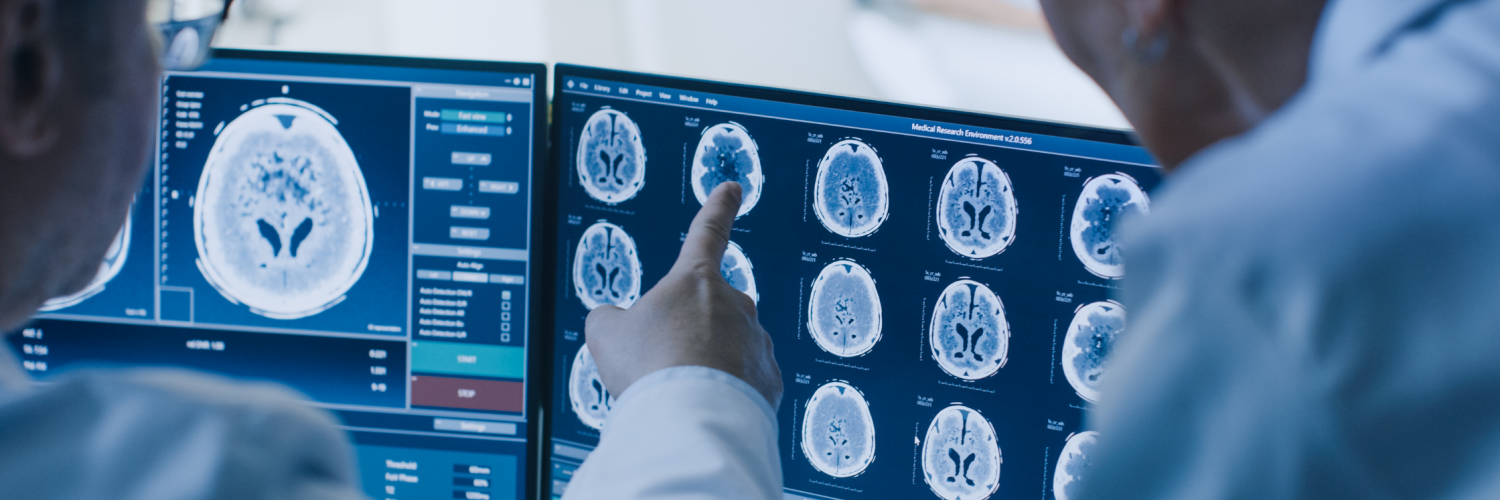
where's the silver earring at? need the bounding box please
[1122,26,1168,63]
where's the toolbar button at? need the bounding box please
[451,151,492,166]
[450,205,491,220]
[450,226,491,241]
[478,181,518,194]
[423,177,463,191]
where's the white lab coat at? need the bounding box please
[0,347,366,500]
[562,366,782,500]
[1079,0,1500,498]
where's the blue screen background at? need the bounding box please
[549,72,1162,500]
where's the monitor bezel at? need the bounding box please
[541,63,1149,498]
[208,49,552,500]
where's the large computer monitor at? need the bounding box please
[7,50,549,500]
[545,64,1161,500]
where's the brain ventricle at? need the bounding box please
[578,109,647,204]
[937,158,1017,259]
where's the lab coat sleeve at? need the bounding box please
[562,366,782,500]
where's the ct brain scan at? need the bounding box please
[569,344,613,431]
[1070,173,1149,279]
[814,139,889,238]
[194,100,373,319]
[937,157,1018,259]
[691,122,763,217]
[801,381,876,478]
[572,221,643,310]
[807,259,882,357]
[1062,301,1125,404]
[930,280,1009,380]
[721,241,759,303]
[1052,431,1098,500]
[922,405,1001,500]
[576,108,647,204]
[41,214,131,311]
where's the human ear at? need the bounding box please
[0,0,61,157]
[1125,0,1195,41]
[1119,0,1191,63]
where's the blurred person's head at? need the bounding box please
[0,0,159,330]
[1038,0,1327,168]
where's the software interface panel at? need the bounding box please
[7,53,543,500]
[547,67,1161,500]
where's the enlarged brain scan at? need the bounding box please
[572,221,643,310]
[801,381,876,478]
[568,344,613,431]
[814,139,889,238]
[194,100,373,319]
[576,108,647,204]
[691,122,763,217]
[1070,173,1149,279]
[721,241,759,303]
[1062,301,1125,403]
[937,157,1018,259]
[930,280,1009,380]
[1052,431,1098,500]
[807,260,882,357]
[922,405,1001,500]
[41,213,132,311]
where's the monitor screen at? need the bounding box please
[545,65,1162,500]
[8,50,547,500]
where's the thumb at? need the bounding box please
[585,304,625,338]
[673,182,742,274]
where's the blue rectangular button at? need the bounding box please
[442,123,509,137]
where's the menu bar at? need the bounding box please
[561,77,1157,167]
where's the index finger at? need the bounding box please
[673,182,742,274]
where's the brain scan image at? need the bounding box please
[1062,301,1125,403]
[1070,173,1149,279]
[569,344,613,431]
[1052,431,1098,500]
[691,122,763,217]
[814,139,889,238]
[41,213,131,311]
[721,241,759,303]
[801,381,876,478]
[194,100,373,319]
[807,260,882,357]
[922,405,1001,500]
[572,221,643,310]
[930,280,1009,380]
[937,157,1018,259]
[576,108,647,204]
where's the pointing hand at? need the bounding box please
[585,182,783,410]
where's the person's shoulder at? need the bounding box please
[37,367,336,425]
[66,368,350,460]
[0,369,358,499]
[1134,71,1500,275]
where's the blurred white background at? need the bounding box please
[217,0,1128,129]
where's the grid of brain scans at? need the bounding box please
[547,66,1161,500]
[11,53,546,500]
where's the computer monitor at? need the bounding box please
[544,65,1161,500]
[8,50,549,500]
